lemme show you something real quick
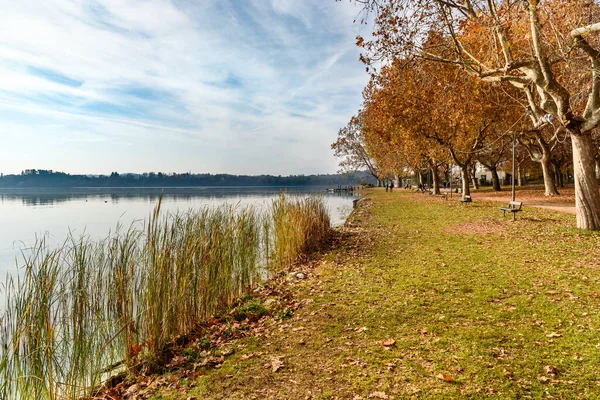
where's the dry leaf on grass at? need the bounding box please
[436,373,454,382]
[381,338,396,347]
[265,356,284,372]
[166,355,186,369]
[544,365,559,376]
[368,392,389,399]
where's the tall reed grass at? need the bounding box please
[0,193,330,399]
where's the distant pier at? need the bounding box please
[327,186,356,193]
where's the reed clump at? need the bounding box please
[0,193,330,399]
[267,194,331,271]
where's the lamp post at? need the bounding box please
[511,132,516,202]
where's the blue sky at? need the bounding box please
[0,0,370,175]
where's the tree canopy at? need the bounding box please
[337,0,600,230]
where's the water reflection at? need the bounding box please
[0,187,354,206]
[0,187,357,278]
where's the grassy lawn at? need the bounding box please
[150,188,600,399]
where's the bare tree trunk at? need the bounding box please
[558,166,564,188]
[490,168,501,191]
[470,164,479,190]
[517,165,524,187]
[552,163,565,188]
[571,133,600,230]
[432,166,441,195]
[541,155,559,196]
[461,165,470,197]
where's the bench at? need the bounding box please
[438,193,448,200]
[459,195,472,204]
[500,201,523,220]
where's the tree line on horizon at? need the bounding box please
[0,169,375,188]
[334,0,600,230]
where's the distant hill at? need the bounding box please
[0,169,376,188]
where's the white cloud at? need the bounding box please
[0,0,371,175]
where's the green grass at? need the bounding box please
[175,189,600,399]
[0,193,330,400]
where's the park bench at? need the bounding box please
[499,201,523,220]
[438,193,448,200]
[459,195,472,204]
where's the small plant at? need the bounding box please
[197,336,212,350]
[277,308,294,320]
[234,299,269,321]
[182,347,199,360]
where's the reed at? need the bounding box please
[0,193,330,399]
[268,193,331,271]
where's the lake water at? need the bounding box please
[0,187,356,279]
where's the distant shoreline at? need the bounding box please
[0,170,374,189]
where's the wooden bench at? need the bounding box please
[459,195,472,204]
[500,201,523,220]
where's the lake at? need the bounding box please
[0,186,356,279]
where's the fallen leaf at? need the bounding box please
[436,373,454,382]
[166,355,186,369]
[368,392,389,399]
[546,332,562,338]
[265,356,284,372]
[544,365,559,376]
[381,338,396,347]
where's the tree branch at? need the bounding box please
[571,32,600,129]
[527,0,570,116]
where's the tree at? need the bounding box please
[353,0,600,229]
[477,134,511,191]
[518,127,561,195]
[362,55,520,198]
[332,112,381,184]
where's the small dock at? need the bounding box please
[327,186,356,193]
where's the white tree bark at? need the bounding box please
[571,133,600,230]
[541,154,559,196]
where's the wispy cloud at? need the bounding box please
[0,0,370,175]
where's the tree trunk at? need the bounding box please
[571,133,600,230]
[490,168,501,191]
[541,155,559,196]
[432,166,441,195]
[558,166,564,188]
[461,165,470,197]
[470,164,479,190]
[552,164,564,188]
[517,165,524,187]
